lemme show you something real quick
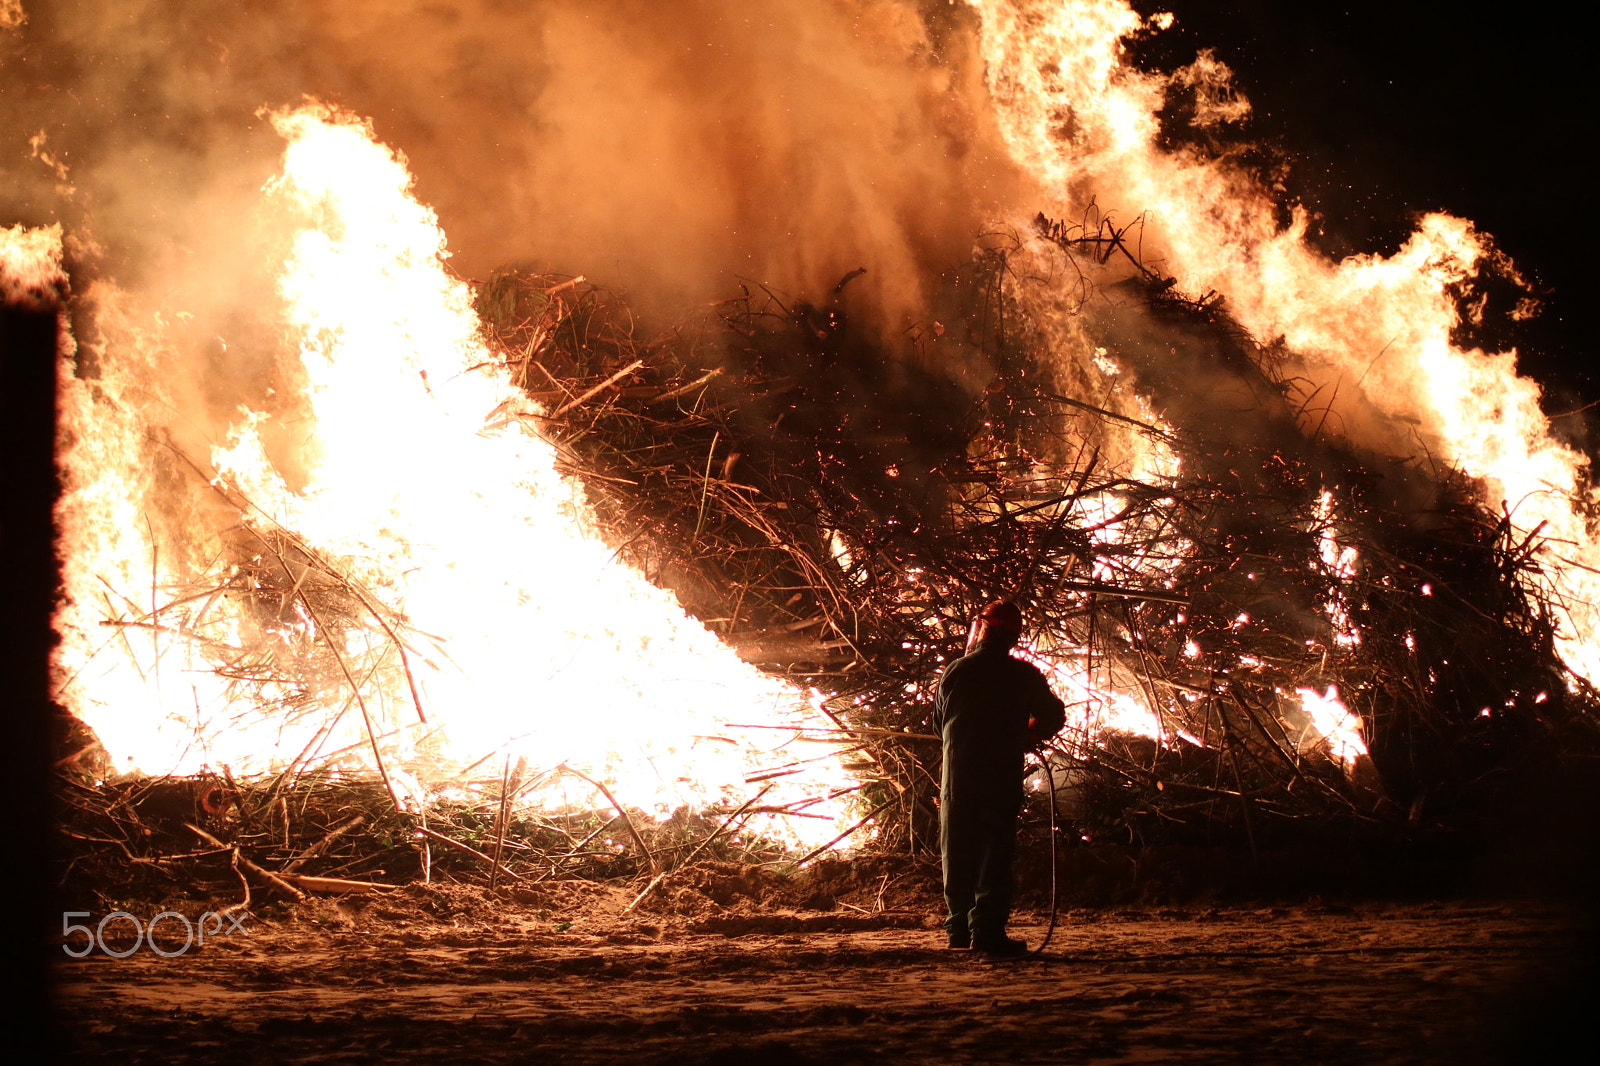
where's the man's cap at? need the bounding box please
[976,599,1024,635]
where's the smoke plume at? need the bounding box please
[2,1,1032,330]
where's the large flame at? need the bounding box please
[51,105,854,843]
[968,0,1599,686]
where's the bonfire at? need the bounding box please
[2,0,1594,919]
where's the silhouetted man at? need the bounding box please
[932,600,1065,955]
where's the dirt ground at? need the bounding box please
[53,864,1596,1065]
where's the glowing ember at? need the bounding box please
[1295,685,1368,769]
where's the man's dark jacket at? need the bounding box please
[932,639,1066,804]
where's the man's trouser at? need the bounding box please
[940,788,1022,939]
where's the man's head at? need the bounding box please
[969,599,1024,650]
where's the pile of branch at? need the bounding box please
[55,218,1600,907]
[474,231,1599,852]
[57,762,796,910]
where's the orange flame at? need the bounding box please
[51,105,855,846]
[969,0,1598,688]
[1295,685,1368,769]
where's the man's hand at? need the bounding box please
[1030,692,1066,746]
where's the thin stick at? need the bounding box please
[549,813,622,867]
[187,823,304,901]
[224,849,253,917]
[544,275,587,296]
[305,599,402,811]
[282,815,367,874]
[552,358,645,418]
[648,367,723,405]
[419,809,432,885]
[792,800,893,868]
[416,826,519,882]
[1049,578,1189,605]
[277,873,397,895]
[558,764,657,874]
[253,531,405,816]
[148,516,160,700]
[490,755,513,891]
[269,529,429,727]
[1045,391,1174,441]
[693,430,721,541]
[722,723,939,740]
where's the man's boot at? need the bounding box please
[945,916,971,950]
[972,931,1027,956]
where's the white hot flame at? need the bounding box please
[1296,685,1368,769]
[52,105,854,846]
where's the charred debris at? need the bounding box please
[57,215,1600,908]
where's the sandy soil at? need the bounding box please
[54,878,1593,1065]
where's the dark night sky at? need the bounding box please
[1135,1,1596,419]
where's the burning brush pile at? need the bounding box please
[19,0,1600,913]
[38,178,1600,911]
[472,212,1600,858]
